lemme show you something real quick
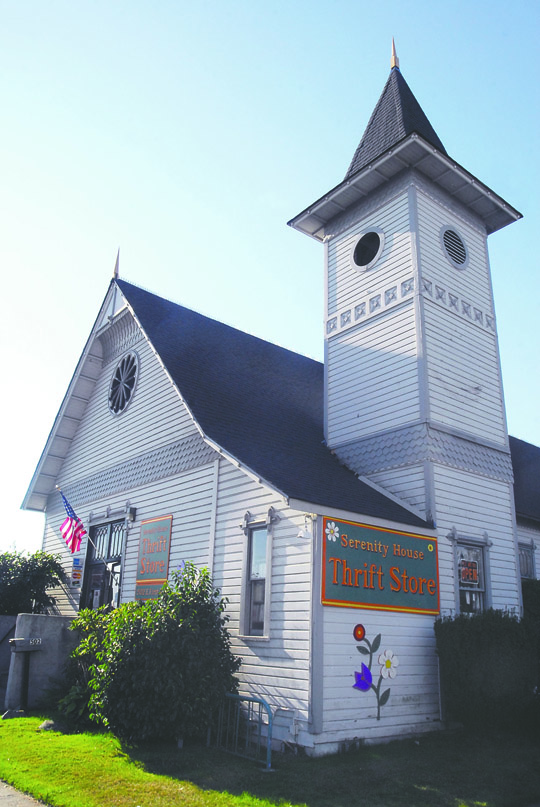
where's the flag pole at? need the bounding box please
[56,486,119,594]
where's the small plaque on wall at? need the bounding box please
[70,556,84,588]
[135,515,172,601]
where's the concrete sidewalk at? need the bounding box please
[0,782,47,806]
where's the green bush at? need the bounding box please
[522,578,540,689]
[62,563,240,742]
[522,578,540,626]
[58,608,111,726]
[434,609,538,732]
[0,551,66,615]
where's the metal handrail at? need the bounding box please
[215,692,273,770]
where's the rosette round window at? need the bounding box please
[108,352,139,414]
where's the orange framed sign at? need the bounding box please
[322,517,439,615]
[135,515,172,601]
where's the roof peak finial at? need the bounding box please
[391,38,400,70]
[113,248,120,279]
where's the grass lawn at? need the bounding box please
[0,716,539,807]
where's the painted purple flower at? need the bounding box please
[353,663,373,691]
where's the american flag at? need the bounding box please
[60,492,87,554]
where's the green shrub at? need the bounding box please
[61,563,240,742]
[434,609,538,732]
[522,578,540,626]
[522,578,540,693]
[58,608,111,726]
[0,551,66,615]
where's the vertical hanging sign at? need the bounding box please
[135,515,172,601]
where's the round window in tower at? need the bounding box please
[350,230,384,271]
[442,227,468,268]
[108,352,139,415]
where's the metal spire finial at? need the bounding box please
[113,248,120,279]
[391,38,399,70]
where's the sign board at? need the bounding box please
[135,515,172,601]
[459,559,478,585]
[70,557,84,588]
[322,517,439,615]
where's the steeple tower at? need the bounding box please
[345,46,446,179]
[289,54,524,614]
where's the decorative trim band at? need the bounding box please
[422,276,495,334]
[55,435,217,509]
[333,423,513,482]
[98,310,144,366]
[326,276,414,337]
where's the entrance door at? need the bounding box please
[81,520,125,609]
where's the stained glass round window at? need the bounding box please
[108,352,139,414]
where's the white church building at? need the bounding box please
[23,51,540,753]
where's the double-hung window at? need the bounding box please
[246,525,268,636]
[518,543,535,580]
[456,543,486,614]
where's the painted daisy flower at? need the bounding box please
[378,649,399,679]
[325,521,339,541]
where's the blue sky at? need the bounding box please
[1,0,538,553]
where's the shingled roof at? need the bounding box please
[509,436,540,524]
[345,66,447,179]
[117,279,428,529]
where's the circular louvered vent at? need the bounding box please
[443,228,467,266]
[108,352,139,414]
[351,231,384,270]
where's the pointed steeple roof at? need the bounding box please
[345,65,447,179]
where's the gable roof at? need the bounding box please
[509,436,540,525]
[23,278,539,532]
[345,67,447,179]
[116,279,428,529]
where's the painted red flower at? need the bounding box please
[353,624,366,642]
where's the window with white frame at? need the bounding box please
[456,543,486,614]
[519,543,535,579]
[246,525,268,636]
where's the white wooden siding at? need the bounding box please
[367,465,427,516]
[326,303,420,446]
[320,608,440,743]
[42,461,218,614]
[43,318,214,614]
[327,190,412,315]
[59,328,200,484]
[212,460,313,733]
[423,303,506,444]
[416,189,493,312]
[432,464,520,613]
